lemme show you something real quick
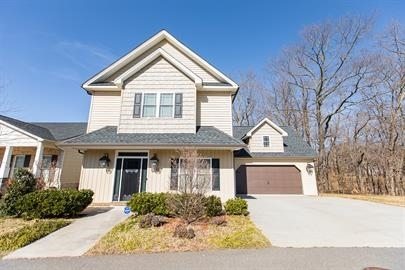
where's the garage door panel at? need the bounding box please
[236,165,303,194]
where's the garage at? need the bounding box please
[236,165,303,194]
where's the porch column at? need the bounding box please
[0,146,13,183]
[32,141,44,178]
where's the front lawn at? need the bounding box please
[321,193,405,207]
[87,215,269,255]
[0,218,71,257]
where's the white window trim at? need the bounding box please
[141,92,175,118]
[263,135,270,148]
[178,157,212,189]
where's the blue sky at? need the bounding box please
[0,0,404,122]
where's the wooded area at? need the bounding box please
[233,15,404,195]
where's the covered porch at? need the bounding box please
[0,143,63,190]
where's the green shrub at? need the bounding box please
[166,193,206,224]
[0,169,36,216]
[205,195,223,217]
[224,198,249,215]
[127,192,169,216]
[0,219,70,253]
[16,189,94,219]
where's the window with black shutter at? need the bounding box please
[133,93,142,118]
[170,158,179,190]
[212,158,220,191]
[174,93,183,118]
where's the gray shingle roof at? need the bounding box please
[0,115,55,140]
[33,122,87,141]
[233,125,317,158]
[61,126,244,147]
[0,115,87,141]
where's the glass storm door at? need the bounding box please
[113,157,147,201]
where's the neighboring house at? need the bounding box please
[0,115,86,190]
[60,30,318,203]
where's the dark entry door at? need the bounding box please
[120,159,141,201]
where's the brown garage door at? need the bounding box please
[236,165,303,194]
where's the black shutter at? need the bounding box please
[170,158,179,190]
[174,93,182,118]
[23,155,31,168]
[212,158,220,191]
[133,93,142,118]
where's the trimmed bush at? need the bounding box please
[205,195,223,217]
[166,193,206,224]
[16,189,94,219]
[127,192,169,216]
[224,198,249,215]
[0,169,36,216]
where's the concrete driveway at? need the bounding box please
[246,195,405,247]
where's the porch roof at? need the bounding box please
[60,126,245,148]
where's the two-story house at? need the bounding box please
[60,30,318,203]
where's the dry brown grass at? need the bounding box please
[0,218,71,257]
[87,215,269,255]
[321,193,405,207]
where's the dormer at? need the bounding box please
[242,118,288,153]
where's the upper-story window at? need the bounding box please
[263,135,270,147]
[134,92,182,118]
[159,93,174,117]
[143,93,157,117]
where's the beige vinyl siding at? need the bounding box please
[79,150,116,202]
[59,147,82,188]
[0,124,38,147]
[234,158,318,196]
[79,149,235,203]
[249,123,284,152]
[87,91,121,133]
[197,91,233,135]
[104,40,221,84]
[118,57,196,133]
[146,149,235,202]
[161,41,221,83]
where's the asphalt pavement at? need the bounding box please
[1,247,404,270]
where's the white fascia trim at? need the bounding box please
[201,85,239,92]
[0,120,44,142]
[83,30,238,89]
[114,48,203,89]
[161,31,239,89]
[244,117,288,138]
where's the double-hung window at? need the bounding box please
[137,93,180,118]
[142,93,157,117]
[159,93,174,117]
[263,135,270,147]
[170,158,220,191]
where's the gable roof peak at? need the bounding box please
[82,30,238,93]
[245,117,288,138]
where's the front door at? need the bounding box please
[113,156,148,201]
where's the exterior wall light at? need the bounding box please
[306,163,314,175]
[99,154,111,168]
[150,154,159,172]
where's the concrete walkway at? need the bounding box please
[246,195,405,248]
[3,207,128,259]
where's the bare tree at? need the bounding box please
[168,148,211,224]
[232,71,265,126]
[269,15,376,191]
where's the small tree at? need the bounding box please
[167,149,211,224]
